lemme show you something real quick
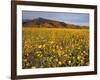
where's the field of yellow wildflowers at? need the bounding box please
[22,28,89,69]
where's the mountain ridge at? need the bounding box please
[23,17,89,29]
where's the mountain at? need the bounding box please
[23,17,89,29]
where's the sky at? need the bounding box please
[22,11,89,26]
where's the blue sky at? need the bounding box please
[22,11,89,26]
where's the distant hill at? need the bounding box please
[23,17,89,29]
